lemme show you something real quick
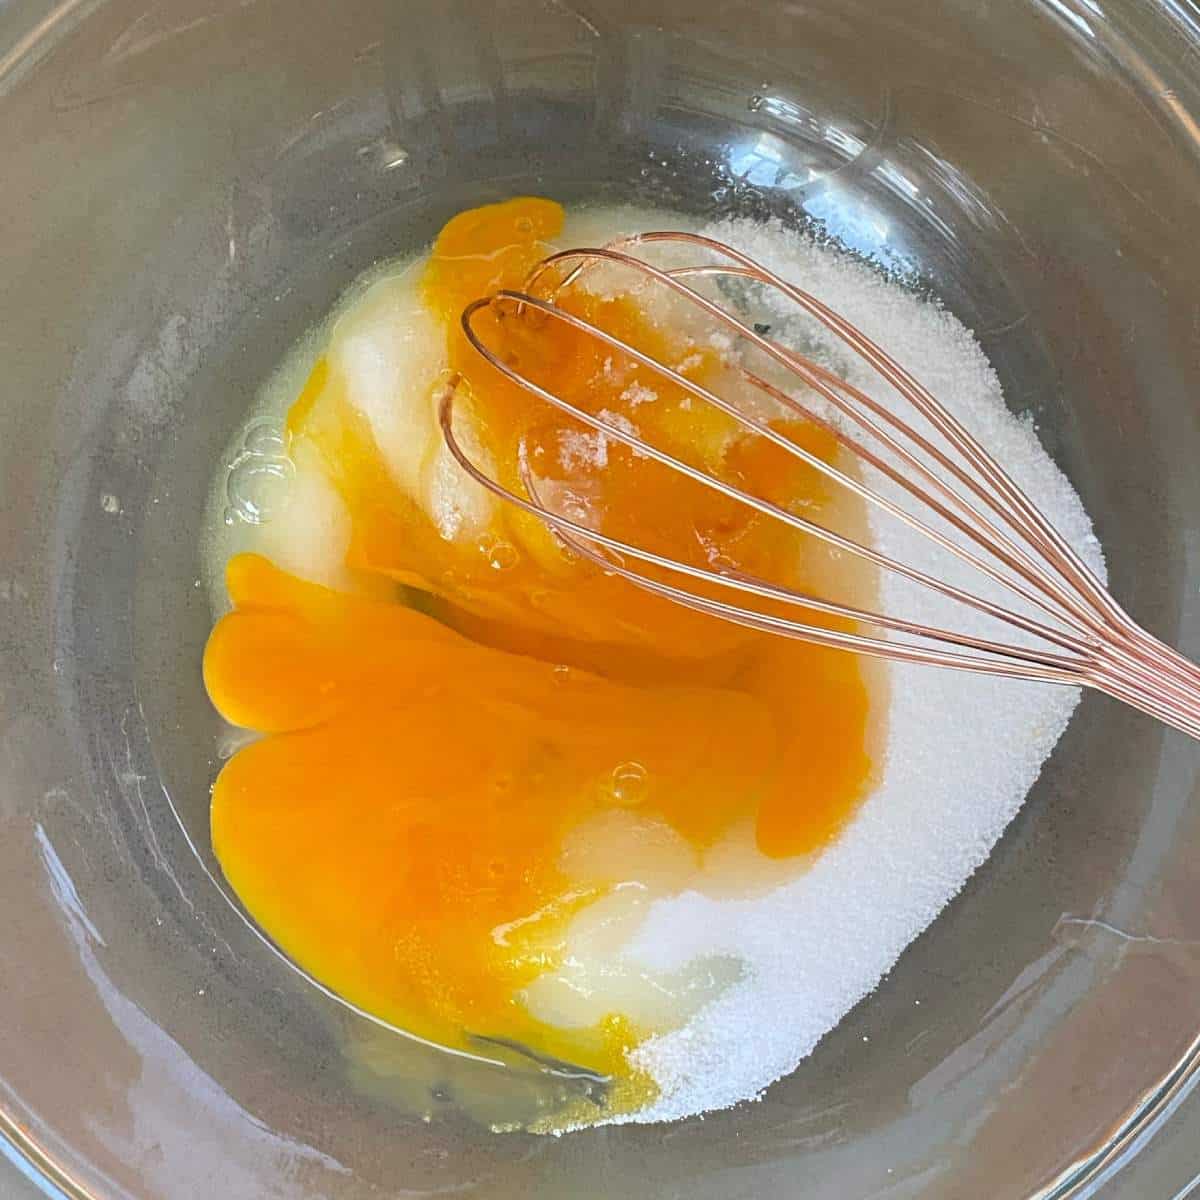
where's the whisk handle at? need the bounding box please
[1092,627,1200,740]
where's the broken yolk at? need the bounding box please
[204,197,874,1102]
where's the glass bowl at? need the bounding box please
[1,0,1199,1195]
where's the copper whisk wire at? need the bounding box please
[438,231,1200,740]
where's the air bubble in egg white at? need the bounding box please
[243,417,286,456]
[226,457,294,525]
[478,535,519,571]
[609,762,648,807]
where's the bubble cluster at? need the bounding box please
[225,417,293,526]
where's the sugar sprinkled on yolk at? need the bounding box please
[204,198,874,1106]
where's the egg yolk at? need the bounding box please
[204,198,875,1105]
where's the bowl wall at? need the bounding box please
[2,0,1200,1196]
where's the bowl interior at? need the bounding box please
[2,0,1200,1196]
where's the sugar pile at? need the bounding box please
[608,215,1106,1124]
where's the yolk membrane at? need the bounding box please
[204,197,874,1103]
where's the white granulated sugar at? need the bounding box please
[596,409,639,437]
[620,382,658,407]
[557,412,639,472]
[559,429,609,471]
[594,215,1106,1124]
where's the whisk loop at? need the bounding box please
[438,231,1200,740]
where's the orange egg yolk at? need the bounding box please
[204,198,875,1099]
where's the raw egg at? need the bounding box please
[203,198,875,1119]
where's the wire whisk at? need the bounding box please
[438,231,1200,740]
